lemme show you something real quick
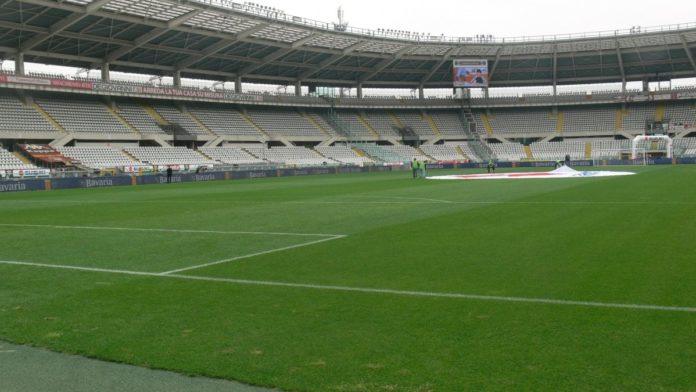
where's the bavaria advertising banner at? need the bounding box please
[453,59,489,88]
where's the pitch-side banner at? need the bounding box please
[453,59,489,88]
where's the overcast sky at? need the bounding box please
[251,0,696,38]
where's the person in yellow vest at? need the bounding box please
[411,158,419,178]
[420,159,428,178]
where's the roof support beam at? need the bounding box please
[19,0,112,52]
[103,9,203,63]
[236,34,317,77]
[295,41,364,81]
[552,46,558,96]
[616,42,626,89]
[420,48,455,85]
[358,46,412,83]
[680,34,696,74]
[487,47,503,80]
[175,23,268,70]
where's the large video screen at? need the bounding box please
[453,59,489,88]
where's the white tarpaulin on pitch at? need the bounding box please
[427,166,635,180]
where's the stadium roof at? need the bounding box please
[1,0,696,88]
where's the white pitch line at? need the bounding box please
[1,260,695,314]
[286,200,696,206]
[0,223,342,238]
[158,235,346,275]
[346,195,455,204]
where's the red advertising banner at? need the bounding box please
[6,75,51,85]
[0,74,7,83]
[17,144,75,165]
[51,79,93,90]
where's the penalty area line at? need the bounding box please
[0,223,343,238]
[1,260,695,314]
[158,235,347,275]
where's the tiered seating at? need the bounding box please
[363,112,400,138]
[332,112,376,139]
[431,113,467,138]
[457,143,485,162]
[116,102,165,134]
[380,145,429,160]
[58,147,137,169]
[0,148,37,170]
[635,138,667,151]
[124,147,214,165]
[675,138,696,156]
[563,107,616,133]
[529,141,586,160]
[664,102,696,127]
[246,109,325,139]
[419,145,465,161]
[622,104,655,132]
[37,98,134,134]
[591,139,631,159]
[396,113,436,138]
[351,143,403,162]
[245,146,333,166]
[152,104,208,135]
[486,109,557,134]
[488,143,527,161]
[198,147,266,165]
[305,112,340,137]
[0,93,57,133]
[189,107,264,138]
[314,146,375,165]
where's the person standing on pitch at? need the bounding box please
[411,158,419,179]
[421,159,428,178]
[166,166,173,183]
[487,159,496,173]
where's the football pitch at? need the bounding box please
[1,166,695,391]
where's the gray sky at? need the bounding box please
[252,0,696,38]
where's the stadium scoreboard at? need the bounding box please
[453,59,489,88]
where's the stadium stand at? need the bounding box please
[529,141,586,160]
[395,112,437,138]
[0,147,38,170]
[488,143,527,161]
[456,143,485,162]
[562,107,617,134]
[245,146,334,166]
[124,147,214,166]
[483,109,557,134]
[331,112,379,139]
[591,139,632,159]
[363,112,401,138]
[245,108,326,139]
[675,138,696,156]
[622,104,657,132]
[115,102,167,135]
[198,147,267,165]
[430,113,467,138]
[419,145,465,161]
[35,97,134,134]
[151,104,209,135]
[188,106,265,139]
[58,147,138,169]
[314,146,375,165]
[379,144,429,161]
[0,93,58,134]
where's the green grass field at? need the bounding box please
[1,166,695,391]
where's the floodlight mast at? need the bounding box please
[334,6,348,32]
